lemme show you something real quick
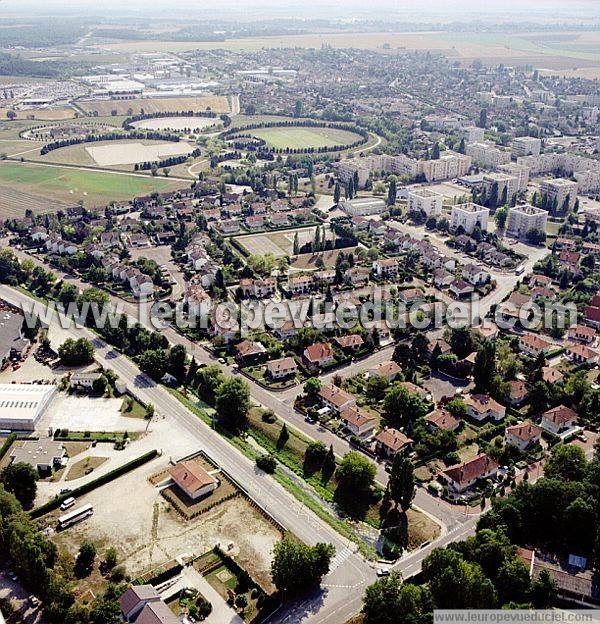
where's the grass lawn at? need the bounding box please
[250,126,363,150]
[65,456,108,481]
[120,396,149,419]
[0,161,182,208]
[205,562,260,622]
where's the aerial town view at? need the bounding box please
[0,0,599,622]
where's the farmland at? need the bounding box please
[249,125,364,150]
[76,95,230,117]
[236,226,332,258]
[0,161,182,211]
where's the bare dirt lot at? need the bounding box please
[48,455,282,590]
[85,140,195,166]
[131,116,222,132]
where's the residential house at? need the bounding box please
[519,333,552,358]
[462,264,490,287]
[449,279,474,298]
[542,366,564,384]
[508,380,528,406]
[566,344,599,366]
[340,405,377,440]
[234,340,267,365]
[505,422,542,451]
[266,357,298,380]
[168,461,219,500]
[465,394,506,422]
[70,371,103,391]
[335,334,364,352]
[118,585,161,622]
[568,325,596,344]
[540,405,578,435]
[425,408,461,432]
[287,275,313,297]
[433,268,455,289]
[303,342,335,370]
[375,427,413,459]
[440,453,499,495]
[185,284,211,319]
[372,258,399,279]
[367,360,401,383]
[318,384,356,414]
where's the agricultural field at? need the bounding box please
[76,95,230,117]
[85,140,195,166]
[131,116,222,132]
[0,106,77,121]
[249,125,363,150]
[0,161,182,210]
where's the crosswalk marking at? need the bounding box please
[328,546,353,573]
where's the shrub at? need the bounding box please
[256,454,277,474]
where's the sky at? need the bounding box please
[0,0,599,23]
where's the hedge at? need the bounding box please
[30,449,159,519]
[0,433,17,463]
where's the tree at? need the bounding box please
[1,462,38,507]
[168,344,187,383]
[303,377,321,398]
[431,142,441,160]
[138,348,168,381]
[494,207,508,229]
[271,538,334,596]
[496,558,531,605]
[473,341,496,393]
[104,547,118,570]
[234,593,248,611]
[544,444,587,482]
[362,574,432,624]
[530,569,557,608]
[383,384,428,429]
[337,452,376,495]
[333,181,341,205]
[277,423,290,450]
[6,110,16,121]
[387,177,397,207]
[304,441,327,469]
[75,541,96,577]
[92,375,108,396]
[321,444,336,482]
[256,454,277,473]
[215,377,250,432]
[58,337,94,366]
[478,108,487,129]
[293,232,300,256]
[526,228,546,245]
[387,450,415,512]
[366,374,388,401]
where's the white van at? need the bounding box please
[60,497,75,511]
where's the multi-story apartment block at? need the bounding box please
[450,202,489,233]
[498,163,530,193]
[421,151,471,182]
[511,136,542,158]
[539,178,578,216]
[458,126,485,143]
[506,204,548,238]
[482,172,520,205]
[466,141,511,169]
[517,152,600,193]
[407,187,444,217]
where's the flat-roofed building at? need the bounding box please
[506,204,548,238]
[407,187,444,217]
[540,178,578,216]
[340,197,386,216]
[466,141,511,168]
[0,384,57,431]
[10,438,66,472]
[482,172,520,205]
[450,202,489,233]
[498,162,530,193]
[512,136,541,158]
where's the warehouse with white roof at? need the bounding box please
[0,384,57,431]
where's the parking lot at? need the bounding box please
[40,395,148,433]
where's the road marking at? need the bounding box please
[327,546,353,573]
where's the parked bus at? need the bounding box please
[57,504,93,530]
[59,497,75,511]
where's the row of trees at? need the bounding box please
[40,130,182,155]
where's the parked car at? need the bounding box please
[376,568,390,577]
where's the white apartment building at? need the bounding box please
[466,141,511,169]
[450,202,489,233]
[458,126,485,143]
[335,160,370,188]
[517,152,600,193]
[421,151,471,182]
[511,136,542,158]
[482,172,520,205]
[506,204,548,238]
[407,187,444,217]
[498,163,530,193]
[539,178,578,215]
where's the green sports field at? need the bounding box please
[0,161,182,215]
[250,126,363,150]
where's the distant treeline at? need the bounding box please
[0,52,86,79]
[135,147,202,171]
[221,120,369,154]
[122,110,231,131]
[40,130,182,155]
